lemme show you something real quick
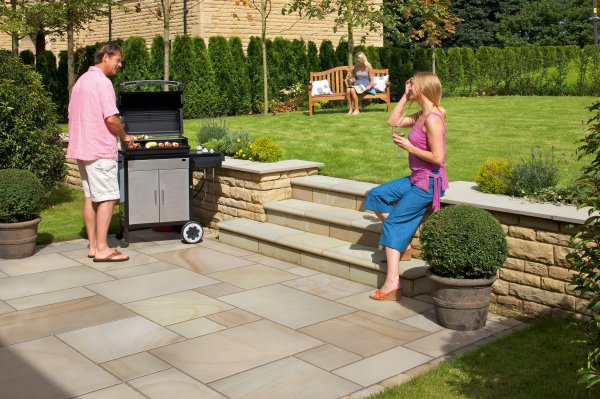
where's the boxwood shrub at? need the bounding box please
[421,205,507,279]
[0,169,47,223]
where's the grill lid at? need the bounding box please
[119,80,184,137]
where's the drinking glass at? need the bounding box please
[392,126,406,157]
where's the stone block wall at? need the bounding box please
[192,166,320,229]
[1,0,383,55]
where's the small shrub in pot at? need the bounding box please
[0,169,47,223]
[421,204,508,279]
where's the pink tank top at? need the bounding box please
[408,111,449,211]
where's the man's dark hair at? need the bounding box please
[94,43,124,65]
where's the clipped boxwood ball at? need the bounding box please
[421,205,507,279]
[0,169,47,223]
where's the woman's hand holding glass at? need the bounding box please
[391,126,407,157]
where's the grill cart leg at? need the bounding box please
[182,221,203,244]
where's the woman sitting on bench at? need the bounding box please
[345,52,375,115]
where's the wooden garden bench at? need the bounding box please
[307,66,391,116]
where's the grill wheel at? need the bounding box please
[182,221,203,244]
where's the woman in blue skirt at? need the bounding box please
[365,72,449,301]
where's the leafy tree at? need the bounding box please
[319,39,336,70]
[284,0,385,66]
[496,0,591,47]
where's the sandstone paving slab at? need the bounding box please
[136,241,196,255]
[286,265,320,276]
[200,237,256,257]
[86,268,218,304]
[265,198,321,216]
[221,218,303,243]
[220,285,354,329]
[333,346,433,387]
[154,245,255,274]
[0,336,119,399]
[323,244,385,270]
[205,308,262,328]
[295,344,363,371]
[57,316,184,363]
[0,295,135,347]
[33,240,87,256]
[151,319,323,383]
[79,250,161,271]
[0,300,14,315]
[399,310,446,333]
[208,264,300,290]
[0,270,6,278]
[6,287,96,310]
[291,175,356,190]
[209,356,361,399]
[123,290,234,326]
[129,368,227,399]
[0,252,82,276]
[194,282,245,298]
[74,384,146,399]
[330,180,378,197]
[403,320,509,358]
[277,231,348,254]
[167,317,227,339]
[103,261,178,279]
[337,292,434,321]
[249,256,299,270]
[0,266,114,300]
[299,311,429,357]
[100,352,171,381]
[309,204,372,227]
[282,273,372,300]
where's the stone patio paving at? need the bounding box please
[0,229,525,399]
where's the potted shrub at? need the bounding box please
[0,169,47,259]
[421,204,508,331]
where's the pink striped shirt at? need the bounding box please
[408,112,449,211]
[66,66,120,161]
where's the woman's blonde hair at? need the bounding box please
[412,71,445,118]
[355,51,371,69]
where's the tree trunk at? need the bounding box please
[346,2,353,66]
[10,0,18,56]
[67,23,75,98]
[163,2,170,90]
[35,30,46,55]
[432,45,436,74]
[261,0,268,115]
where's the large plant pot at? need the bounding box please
[427,269,496,331]
[0,217,41,259]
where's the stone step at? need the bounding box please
[217,218,431,297]
[264,199,382,248]
[291,175,378,211]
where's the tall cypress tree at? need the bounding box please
[171,35,201,117]
[228,36,252,114]
[319,40,336,70]
[192,36,221,117]
[121,36,149,87]
[290,39,308,84]
[247,36,264,113]
[307,41,320,73]
[149,35,165,82]
[335,39,348,66]
[208,36,236,115]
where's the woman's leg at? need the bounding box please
[350,90,360,114]
[345,88,354,114]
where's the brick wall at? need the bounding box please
[1,0,383,55]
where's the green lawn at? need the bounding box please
[369,316,592,399]
[184,96,595,184]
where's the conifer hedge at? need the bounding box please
[149,35,165,81]
[192,36,221,117]
[19,49,35,65]
[247,36,265,113]
[121,36,149,88]
[229,36,252,115]
[208,36,236,115]
[318,40,336,71]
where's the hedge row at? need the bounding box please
[24,38,600,120]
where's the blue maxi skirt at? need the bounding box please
[364,176,437,252]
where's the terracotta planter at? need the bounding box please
[0,217,41,259]
[427,269,496,331]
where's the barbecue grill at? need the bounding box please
[117,80,223,247]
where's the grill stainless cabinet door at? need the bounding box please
[128,170,160,224]
[159,168,189,222]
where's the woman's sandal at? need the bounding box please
[370,288,402,301]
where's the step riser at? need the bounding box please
[266,210,381,248]
[219,230,432,297]
[293,185,368,212]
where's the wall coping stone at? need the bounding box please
[443,181,593,224]
[220,157,324,174]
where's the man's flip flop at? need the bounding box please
[93,250,129,263]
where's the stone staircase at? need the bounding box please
[217,175,431,297]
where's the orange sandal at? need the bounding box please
[370,288,402,301]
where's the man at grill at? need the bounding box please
[67,43,133,262]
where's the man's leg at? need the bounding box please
[82,197,97,257]
[93,199,124,259]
